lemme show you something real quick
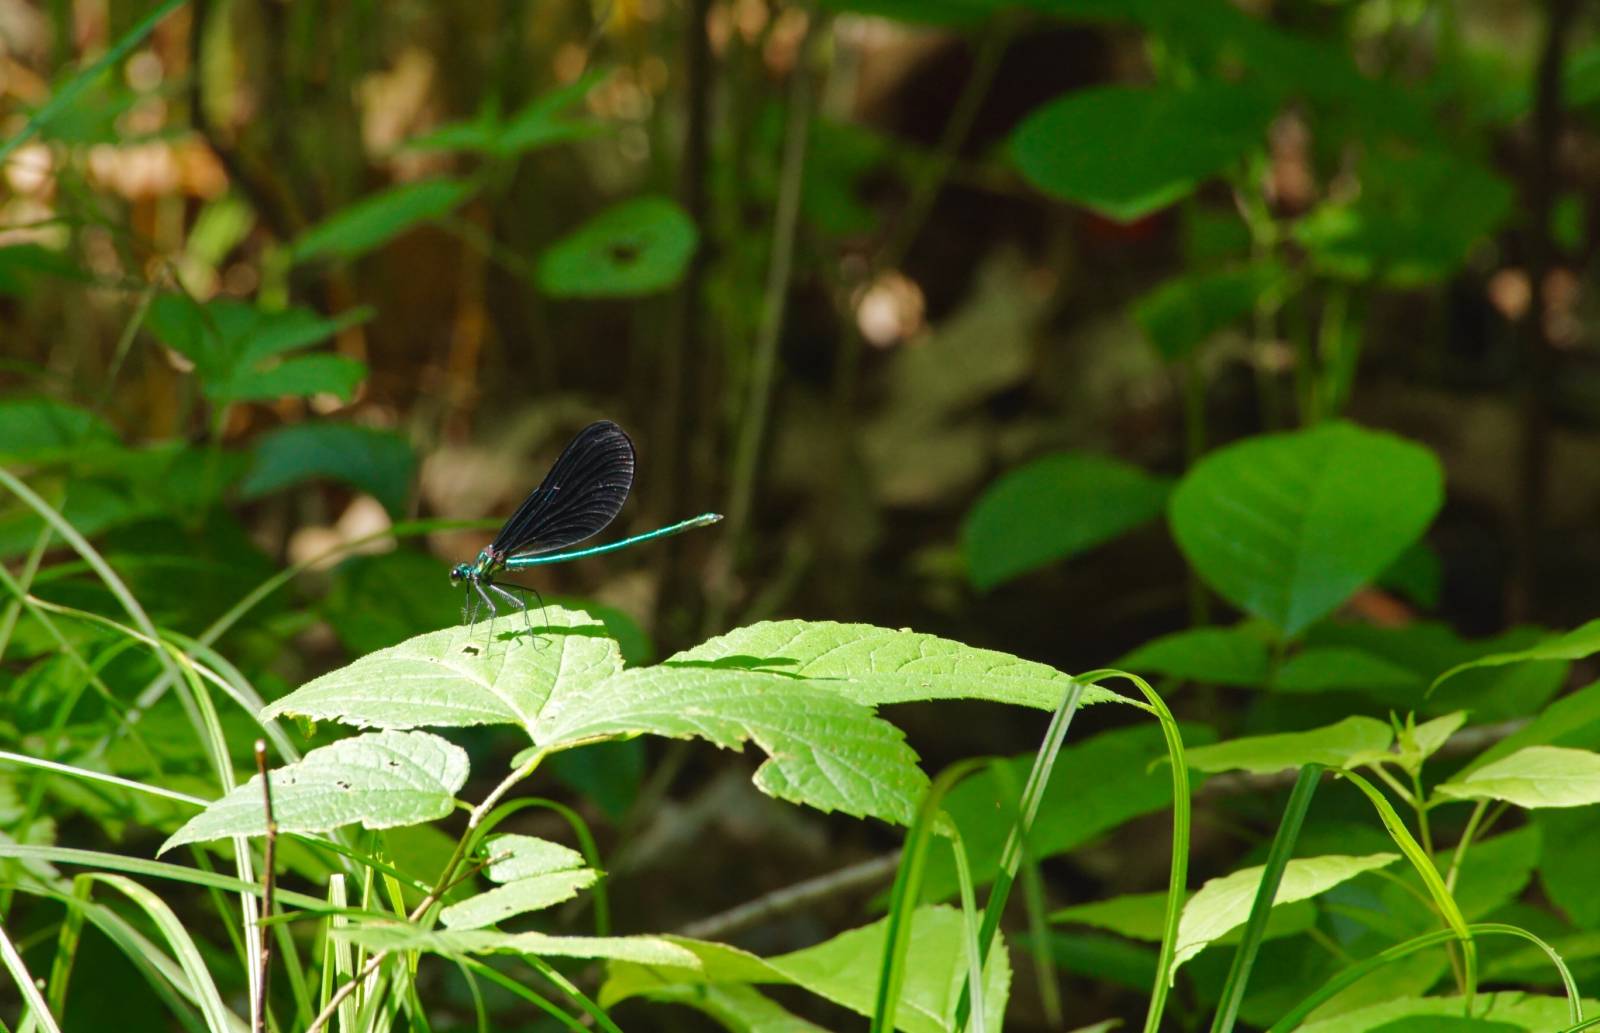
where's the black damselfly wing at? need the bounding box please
[490,421,636,559]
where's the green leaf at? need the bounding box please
[1051,890,1313,947]
[0,399,116,464]
[638,985,831,1033]
[1134,262,1284,361]
[668,619,1122,708]
[536,196,698,297]
[1536,806,1600,928]
[0,243,92,295]
[439,868,597,929]
[961,451,1170,590]
[406,70,609,156]
[1116,625,1271,686]
[603,907,1010,1033]
[1169,421,1444,635]
[1396,711,1468,772]
[145,296,372,403]
[161,730,468,852]
[289,179,476,264]
[1171,853,1400,974]
[546,739,644,820]
[1272,647,1426,696]
[1184,716,1392,775]
[263,608,621,732]
[1433,619,1600,692]
[1379,541,1442,609]
[1295,993,1591,1033]
[1294,150,1513,286]
[1032,930,1160,991]
[338,924,700,966]
[1011,82,1276,221]
[241,423,416,518]
[534,665,928,825]
[479,834,586,882]
[1467,681,1600,774]
[1436,746,1600,809]
[921,723,1211,902]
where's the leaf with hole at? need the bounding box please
[962,451,1170,590]
[1169,421,1443,635]
[160,730,468,852]
[536,196,698,297]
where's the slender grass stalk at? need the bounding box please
[254,742,279,1033]
[872,757,990,1033]
[0,751,207,808]
[1076,669,1190,1033]
[0,915,62,1033]
[0,0,186,165]
[1339,769,1476,1009]
[460,957,588,1033]
[0,524,53,663]
[954,680,1087,1030]
[1210,764,1323,1033]
[1269,922,1581,1031]
[523,954,626,1033]
[42,877,91,1019]
[947,823,988,1033]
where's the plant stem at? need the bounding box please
[254,742,277,1033]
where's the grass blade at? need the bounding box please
[0,911,63,1033]
[1209,763,1323,1033]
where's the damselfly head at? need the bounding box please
[449,563,472,585]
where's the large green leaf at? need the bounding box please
[241,423,416,517]
[161,731,468,851]
[405,70,609,156]
[1294,993,1595,1033]
[145,296,371,403]
[668,619,1121,708]
[1168,422,1444,635]
[0,399,116,464]
[289,178,476,264]
[1011,82,1276,221]
[1116,625,1271,686]
[602,907,1010,1033]
[1294,150,1512,286]
[263,609,621,731]
[1436,746,1600,809]
[533,665,928,825]
[1184,716,1392,774]
[337,924,699,966]
[1433,620,1600,691]
[1171,853,1399,974]
[536,196,698,297]
[1537,806,1600,928]
[962,451,1170,590]
[1271,647,1425,697]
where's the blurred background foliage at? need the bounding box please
[3,0,1600,1028]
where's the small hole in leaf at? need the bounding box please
[335,780,351,790]
[388,760,400,767]
[608,242,641,264]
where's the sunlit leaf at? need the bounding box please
[161,731,468,851]
[962,451,1170,590]
[1169,422,1443,635]
[536,196,698,297]
[338,924,700,966]
[1433,619,1600,691]
[439,868,597,930]
[1436,747,1600,809]
[1184,716,1393,774]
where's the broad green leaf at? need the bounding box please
[1116,625,1271,687]
[605,907,1009,1033]
[480,833,587,882]
[161,730,468,851]
[1169,422,1444,634]
[1171,853,1400,974]
[1033,930,1160,991]
[1134,262,1283,361]
[961,451,1170,589]
[1011,82,1276,221]
[0,399,116,464]
[536,196,698,297]
[338,923,700,966]
[1436,746,1600,808]
[1184,716,1392,774]
[921,722,1211,901]
[263,608,621,732]
[669,619,1121,708]
[439,868,597,929]
[1433,619,1600,691]
[290,179,476,263]
[534,665,928,825]
[241,423,416,518]
[1272,647,1425,696]
[1294,150,1512,285]
[145,296,372,403]
[1536,806,1600,927]
[1295,992,1592,1033]
[1051,890,1314,946]
[1468,681,1600,774]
